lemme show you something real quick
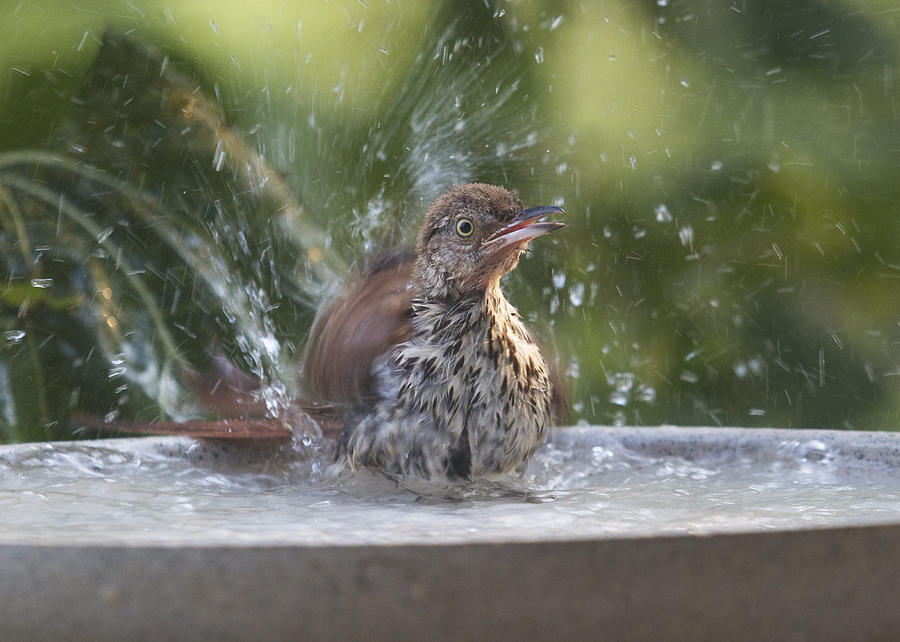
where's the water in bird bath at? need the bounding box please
[2,426,899,547]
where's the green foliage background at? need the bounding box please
[1,0,900,442]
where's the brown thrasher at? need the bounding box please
[96,183,565,481]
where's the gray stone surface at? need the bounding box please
[3,526,900,641]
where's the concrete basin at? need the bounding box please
[2,426,899,640]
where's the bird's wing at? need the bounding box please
[302,250,415,404]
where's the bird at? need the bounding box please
[90,183,565,481]
[303,183,565,480]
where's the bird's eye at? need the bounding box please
[455,217,475,237]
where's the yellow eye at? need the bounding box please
[455,217,475,237]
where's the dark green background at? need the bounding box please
[2,0,899,442]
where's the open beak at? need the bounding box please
[484,205,566,251]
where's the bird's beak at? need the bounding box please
[484,205,566,251]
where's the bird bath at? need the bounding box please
[2,425,900,639]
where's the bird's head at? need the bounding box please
[414,183,564,299]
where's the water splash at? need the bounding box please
[1,429,897,546]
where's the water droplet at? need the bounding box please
[678,225,694,247]
[864,363,876,382]
[654,203,673,222]
[800,440,831,463]
[4,330,26,346]
[213,139,226,172]
[552,271,566,289]
[710,160,723,171]
[30,278,53,289]
[555,162,568,175]
[569,282,585,307]
[548,296,559,315]
[657,0,669,5]
[636,386,656,404]
[680,78,690,88]
[607,385,633,410]
[260,335,280,358]
[534,47,544,64]
[609,372,634,393]
[96,227,114,244]
[748,358,763,376]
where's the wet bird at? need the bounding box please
[95,184,565,481]
[303,183,565,479]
